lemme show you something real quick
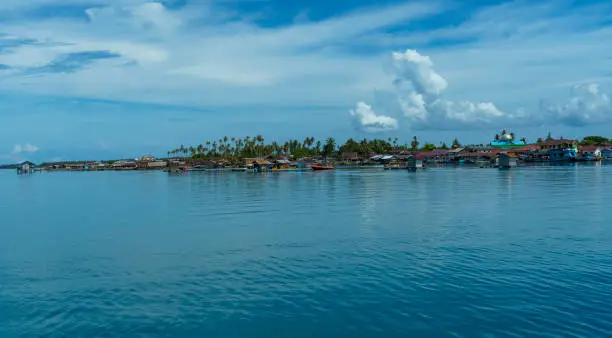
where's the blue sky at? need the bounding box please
[1,0,611,162]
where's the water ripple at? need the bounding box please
[2,166,612,337]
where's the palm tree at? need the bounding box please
[452,138,461,148]
[411,136,419,150]
[323,137,336,160]
[271,141,279,155]
[359,138,369,157]
[315,141,321,156]
[219,144,225,157]
[179,144,186,158]
[304,137,314,149]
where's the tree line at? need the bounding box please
[168,136,463,159]
[169,134,612,160]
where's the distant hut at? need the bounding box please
[407,155,424,171]
[140,154,156,162]
[17,161,35,174]
[498,153,518,169]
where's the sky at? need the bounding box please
[1,0,611,162]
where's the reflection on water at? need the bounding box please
[1,166,612,337]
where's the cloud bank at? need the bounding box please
[393,50,509,128]
[1,0,612,143]
[0,0,445,107]
[353,49,612,132]
[542,84,611,126]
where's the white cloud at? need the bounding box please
[357,49,512,130]
[0,0,611,132]
[350,102,398,133]
[542,84,612,126]
[0,1,446,107]
[354,47,612,131]
[12,143,40,153]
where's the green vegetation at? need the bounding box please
[579,136,610,146]
[420,143,437,152]
[169,135,440,160]
[167,134,611,161]
[452,138,461,148]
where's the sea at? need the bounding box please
[1,165,612,337]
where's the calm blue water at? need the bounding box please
[2,166,612,337]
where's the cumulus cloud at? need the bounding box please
[13,143,39,153]
[353,49,513,130]
[392,49,510,129]
[350,102,398,133]
[541,83,611,126]
[353,49,612,131]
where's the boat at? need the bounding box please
[311,165,334,171]
[548,147,578,162]
[576,154,601,162]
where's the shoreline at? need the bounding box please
[6,160,609,174]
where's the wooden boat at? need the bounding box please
[311,165,334,171]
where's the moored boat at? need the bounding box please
[311,165,334,171]
[548,147,578,162]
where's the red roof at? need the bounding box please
[579,146,601,151]
[507,145,539,152]
[461,152,498,158]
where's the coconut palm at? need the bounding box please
[323,137,336,159]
